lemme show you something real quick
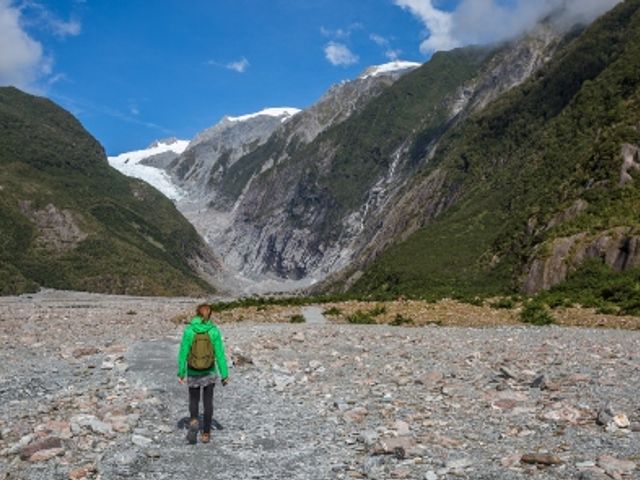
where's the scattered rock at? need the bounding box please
[445,457,473,470]
[72,347,101,358]
[521,454,562,466]
[29,447,64,462]
[68,463,96,480]
[19,436,62,460]
[131,434,153,448]
[597,455,636,477]
[373,437,417,459]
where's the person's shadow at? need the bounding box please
[176,416,224,431]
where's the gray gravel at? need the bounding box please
[0,291,639,479]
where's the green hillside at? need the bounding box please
[352,0,640,301]
[0,87,215,296]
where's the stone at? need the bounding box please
[100,360,115,370]
[292,332,306,342]
[72,347,100,358]
[445,457,473,470]
[415,371,444,386]
[542,404,584,424]
[68,463,96,480]
[373,437,417,458]
[88,418,114,436]
[597,455,636,477]
[29,447,64,462]
[359,430,379,446]
[501,454,522,468]
[9,434,34,454]
[19,436,62,460]
[612,413,630,429]
[308,360,322,370]
[37,420,72,439]
[499,366,518,380]
[531,374,546,389]
[131,434,153,448]
[424,471,438,480]
[577,471,611,480]
[393,420,410,436]
[343,407,368,423]
[521,454,562,466]
[232,352,254,366]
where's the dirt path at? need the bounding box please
[98,328,342,479]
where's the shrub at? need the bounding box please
[520,302,555,326]
[323,306,342,316]
[490,297,516,309]
[390,314,413,326]
[346,310,376,324]
[289,314,305,324]
[369,305,387,316]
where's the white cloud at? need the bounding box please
[46,72,68,86]
[370,33,389,47]
[321,23,363,39]
[394,0,622,54]
[20,1,81,38]
[393,0,457,53]
[226,57,249,73]
[49,17,81,38]
[370,33,402,60]
[324,41,359,66]
[208,57,250,73]
[0,0,44,89]
[385,48,402,60]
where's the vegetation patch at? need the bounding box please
[520,302,555,326]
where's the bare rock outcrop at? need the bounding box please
[620,143,640,186]
[18,201,87,253]
[523,227,640,294]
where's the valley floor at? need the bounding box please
[0,291,638,479]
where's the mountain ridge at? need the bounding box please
[0,87,219,296]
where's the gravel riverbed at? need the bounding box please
[0,290,638,479]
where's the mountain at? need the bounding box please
[171,60,423,289]
[195,30,565,289]
[166,107,301,209]
[108,137,189,200]
[344,0,640,299]
[0,87,219,296]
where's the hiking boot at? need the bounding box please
[186,419,199,445]
[201,432,211,443]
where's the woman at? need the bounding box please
[177,303,229,444]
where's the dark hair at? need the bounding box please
[196,304,212,320]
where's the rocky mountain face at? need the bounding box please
[167,108,300,209]
[349,0,640,298]
[185,29,565,290]
[157,63,419,290]
[0,87,219,296]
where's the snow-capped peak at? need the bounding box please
[148,137,184,149]
[107,139,189,200]
[225,107,301,124]
[359,60,422,79]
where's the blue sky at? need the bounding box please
[0,0,619,154]
[0,0,455,154]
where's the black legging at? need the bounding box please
[189,384,214,433]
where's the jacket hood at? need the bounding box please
[190,316,214,333]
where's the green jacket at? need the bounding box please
[177,316,229,379]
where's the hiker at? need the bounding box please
[177,303,229,444]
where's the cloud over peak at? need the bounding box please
[0,0,44,89]
[394,0,623,55]
[324,41,359,66]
